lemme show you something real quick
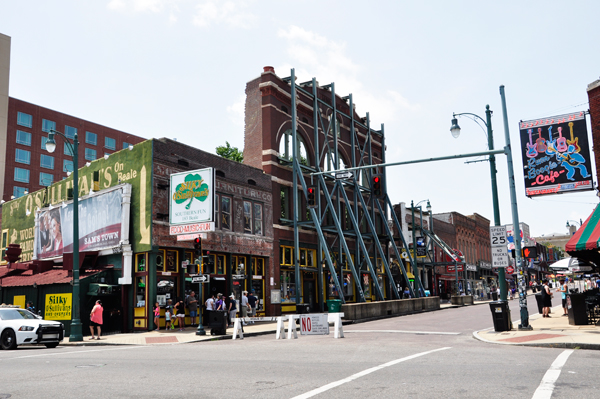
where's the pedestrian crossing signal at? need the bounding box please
[307,185,317,208]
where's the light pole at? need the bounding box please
[450,105,507,301]
[566,219,582,236]
[46,129,83,342]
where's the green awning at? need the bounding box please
[566,205,600,252]
[87,283,120,296]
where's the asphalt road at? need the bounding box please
[1,294,596,399]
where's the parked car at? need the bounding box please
[0,306,64,350]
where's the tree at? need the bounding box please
[216,141,243,163]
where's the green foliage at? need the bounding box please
[216,141,243,163]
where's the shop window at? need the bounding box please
[342,273,353,298]
[156,250,165,272]
[243,200,252,234]
[16,130,31,146]
[165,250,178,272]
[251,278,265,312]
[136,253,147,272]
[136,276,146,307]
[65,125,77,139]
[156,277,175,306]
[252,257,264,276]
[184,251,199,274]
[221,197,231,230]
[17,112,32,128]
[300,249,307,267]
[281,271,296,304]
[254,203,263,235]
[327,273,339,298]
[362,274,371,298]
[216,254,226,275]
[280,246,293,266]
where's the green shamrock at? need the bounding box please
[174,174,209,209]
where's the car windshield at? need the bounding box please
[0,308,38,320]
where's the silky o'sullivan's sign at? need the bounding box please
[169,168,214,225]
[45,293,72,320]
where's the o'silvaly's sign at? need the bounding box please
[519,111,593,197]
[169,168,214,226]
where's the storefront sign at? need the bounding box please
[519,112,593,197]
[466,264,477,272]
[169,168,214,225]
[446,264,464,273]
[300,314,330,335]
[479,261,492,270]
[45,293,72,320]
[169,222,215,235]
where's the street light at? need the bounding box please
[566,219,583,236]
[450,105,506,301]
[46,129,83,342]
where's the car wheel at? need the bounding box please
[1,329,17,350]
[45,343,59,349]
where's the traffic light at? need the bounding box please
[372,175,382,197]
[193,237,202,259]
[307,185,317,208]
[522,246,538,259]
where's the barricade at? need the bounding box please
[232,313,345,340]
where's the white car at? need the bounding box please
[0,307,64,350]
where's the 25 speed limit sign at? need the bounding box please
[489,226,508,247]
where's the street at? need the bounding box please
[1,295,597,399]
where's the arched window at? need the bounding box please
[279,129,309,166]
[328,115,341,138]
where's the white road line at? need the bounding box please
[290,347,451,399]
[2,345,147,360]
[531,349,574,399]
[345,330,460,335]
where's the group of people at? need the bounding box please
[204,290,259,327]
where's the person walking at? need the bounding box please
[205,294,215,311]
[164,304,172,330]
[89,300,103,340]
[153,302,160,331]
[241,291,249,326]
[541,279,554,318]
[186,291,199,326]
[558,278,568,316]
[248,290,258,323]
[228,294,237,328]
[174,297,186,331]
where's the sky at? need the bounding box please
[1,0,599,239]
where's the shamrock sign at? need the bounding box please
[172,173,209,209]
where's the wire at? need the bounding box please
[528,102,589,120]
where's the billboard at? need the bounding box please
[35,187,125,260]
[169,167,214,226]
[519,112,593,196]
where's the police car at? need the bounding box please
[0,306,64,350]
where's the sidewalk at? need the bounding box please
[62,321,279,346]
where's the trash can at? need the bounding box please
[489,301,512,332]
[492,292,498,301]
[567,294,588,325]
[327,299,342,313]
[207,310,227,335]
[534,293,544,314]
[296,303,310,314]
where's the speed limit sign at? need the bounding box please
[489,226,508,247]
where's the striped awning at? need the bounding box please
[566,205,600,251]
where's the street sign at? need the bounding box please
[232,274,245,279]
[300,314,330,335]
[334,171,353,180]
[506,266,515,274]
[489,226,508,247]
[522,246,538,259]
[191,274,210,283]
[491,246,510,268]
[446,264,464,273]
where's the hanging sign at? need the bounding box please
[169,168,214,225]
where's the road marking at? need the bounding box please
[290,347,451,399]
[531,349,574,399]
[345,330,459,335]
[1,345,147,360]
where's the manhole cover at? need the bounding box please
[75,364,105,368]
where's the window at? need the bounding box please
[243,200,252,234]
[123,142,131,149]
[17,112,32,128]
[63,160,73,173]
[64,142,73,156]
[14,167,30,183]
[85,148,97,161]
[221,197,231,230]
[280,187,289,219]
[85,131,97,145]
[105,137,116,150]
[15,149,31,164]
[13,186,27,198]
[65,125,77,139]
[16,130,31,146]
[280,271,296,303]
[41,136,48,150]
[39,172,53,186]
[1,229,8,264]
[214,194,219,229]
[42,119,56,133]
[40,154,54,169]
[279,129,309,166]
[254,203,263,235]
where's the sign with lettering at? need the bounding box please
[300,314,330,335]
[519,112,593,197]
[45,293,72,320]
[169,168,214,225]
[170,223,215,236]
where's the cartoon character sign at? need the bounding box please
[519,112,594,197]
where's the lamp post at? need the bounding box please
[46,129,83,342]
[450,105,507,301]
[566,219,582,236]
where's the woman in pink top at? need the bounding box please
[89,300,103,340]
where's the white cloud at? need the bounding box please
[107,0,177,14]
[277,26,419,124]
[192,1,256,28]
[227,95,245,127]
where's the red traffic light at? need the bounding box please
[194,238,201,245]
[373,176,380,183]
[307,185,317,208]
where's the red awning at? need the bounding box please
[566,205,600,251]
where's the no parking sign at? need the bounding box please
[300,314,330,335]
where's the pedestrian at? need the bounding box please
[153,302,160,331]
[558,279,568,316]
[541,279,553,318]
[241,291,249,325]
[186,291,198,326]
[403,287,410,299]
[215,294,225,311]
[176,297,186,331]
[89,300,103,340]
[164,304,172,330]
[228,293,237,328]
[205,294,215,311]
[26,301,36,314]
[248,290,258,323]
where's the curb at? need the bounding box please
[472,329,600,351]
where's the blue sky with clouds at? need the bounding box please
[2,0,598,238]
